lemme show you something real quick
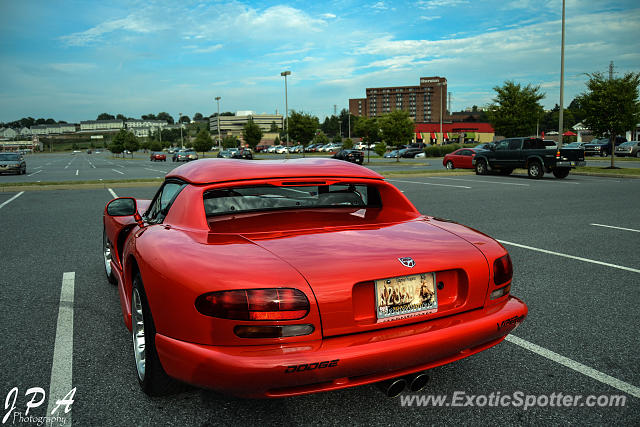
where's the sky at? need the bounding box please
[1,0,639,124]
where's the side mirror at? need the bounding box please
[106,197,137,216]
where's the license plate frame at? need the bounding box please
[375,272,438,322]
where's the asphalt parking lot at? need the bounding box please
[1,155,639,426]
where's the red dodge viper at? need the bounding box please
[103,158,527,398]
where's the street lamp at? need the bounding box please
[179,112,184,149]
[215,96,221,150]
[558,0,566,150]
[439,81,444,145]
[281,71,291,148]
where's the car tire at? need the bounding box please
[552,167,570,179]
[446,161,454,170]
[527,160,544,179]
[132,274,179,396]
[103,227,116,285]
[475,159,488,175]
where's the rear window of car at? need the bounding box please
[203,183,380,217]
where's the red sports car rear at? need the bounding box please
[102,158,527,398]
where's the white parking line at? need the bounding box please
[0,191,24,210]
[506,335,640,398]
[145,167,167,173]
[46,272,75,425]
[388,179,471,189]
[108,188,118,199]
[498,240,640,273]
[75,169,79,176]
[591,223,640,233]
[430,177,530,187]
[111,169,125,175]
[27,170,43,177]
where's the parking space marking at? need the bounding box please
[145,167,167,173]
[46,272,75,425]
[498,240,640,273]
[388,179,471,189]
[27,170,43,177]
[108,188,118,199]
[75,169,79,176]
[591,223,640,233]
[0,191,24,210]
[428,177,529,187]
[111,169,125,175]
[507,335,640,398]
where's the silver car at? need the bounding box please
[0,152,26,175]
[614,141,640,157]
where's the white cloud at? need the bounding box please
[321,13,337,19]
[416,0,469,10]
[186,44,223,54]
[48,63,97,72]
[419,15,441,21]
[60,13,167,46]
[372,2,388,10]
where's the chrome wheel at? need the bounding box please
[132,288,146,381]
[446,161,454,170]
[103,230,112,278]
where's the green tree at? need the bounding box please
[312,132,329,146]
[123,132,139,157]
[193,112,204,121]
[142,113,157,120]
[332,134,342,144]
[193,129,213,156]
[140,140,150,151]
[576,69,640,168]
[343,139,354,149]
[379,110,414,148]
[179,115,190,123]
[374,142,388,157]
[112,129,138,157]
[116,114,127,121]
[97,113,115,120]
[149,141,162,152]
[487,81,545,137]
[222,135,238,149]
[288,111,319,144]
[273,135,281,146]
[353,116,380,143]
[242,119,264,150]
[157,112,174,124]
[269,121,279,133]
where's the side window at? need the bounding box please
[146,182,186,224]
[495,141,509,151]
[508,139,522,150]
[459,150,472,156]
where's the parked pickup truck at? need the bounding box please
[472,137,586,179]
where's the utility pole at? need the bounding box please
[280,71,291,152]
[609,61,615,168]
[558,0,566,150]
[215,96,221,150]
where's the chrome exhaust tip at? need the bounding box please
[376,378,407,398]
[408,373,430,392]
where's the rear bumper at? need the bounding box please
[155,295,527,398]
[556,161,585,167]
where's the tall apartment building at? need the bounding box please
[349,76,448,123]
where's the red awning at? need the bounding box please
[430,132,436,139]
[444,132,449,139]
[416,132,423,140]
[563,131,577,136]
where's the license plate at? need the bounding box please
[375,273,438,322]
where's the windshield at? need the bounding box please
[0,153,20,161]
[203,183,379,217]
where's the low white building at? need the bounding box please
[80,120,123,132]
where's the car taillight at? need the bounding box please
[493,254,513,286]
[490,284,511,300]
[195,288,309,320]
[555,150,561,159]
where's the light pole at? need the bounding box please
[281,71,291,148]
[215,96,221,150]
[179,112,184,149]
[439,81,444,145]
[558,0,565,150]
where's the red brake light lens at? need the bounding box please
[195,288,310,321]
[493,254,513,286]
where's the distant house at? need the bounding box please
[1,128,18,139]
[79,120,123,132]
[20,127,31,136]
[30,123,77,135]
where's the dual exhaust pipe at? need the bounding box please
[376,372,430,398]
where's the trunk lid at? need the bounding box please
[242,218,490,337]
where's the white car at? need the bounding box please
[275,146,289,154]
[414,152,426,158]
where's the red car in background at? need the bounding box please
[103,158,526,398]
[150,152,166,162]
[443,148,485,170]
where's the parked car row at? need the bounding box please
[172,150,198,162]
[217,148,253,159]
